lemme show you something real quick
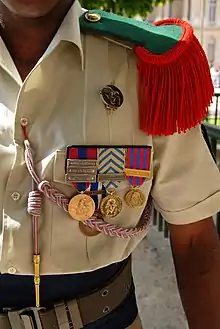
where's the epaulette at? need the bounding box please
[79,11,214,136]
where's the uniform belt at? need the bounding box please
[0,258,132,329]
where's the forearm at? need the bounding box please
[170,219,220,329]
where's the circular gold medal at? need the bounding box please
[79,222,100,237]
[124,189,146,208]
[68,194,95,221]
[100,194,122,218]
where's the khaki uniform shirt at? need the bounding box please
[1,0,220,276]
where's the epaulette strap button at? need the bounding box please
[85,12,101,23]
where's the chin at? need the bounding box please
[19,10,54,18]
[12,10,50,18]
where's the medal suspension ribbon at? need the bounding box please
[21,125,152,242]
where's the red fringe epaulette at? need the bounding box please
[135,19,214,136]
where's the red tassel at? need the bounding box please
[135,19,214,136]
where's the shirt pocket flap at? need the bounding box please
[53,149,72,186]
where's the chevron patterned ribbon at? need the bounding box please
[98,148,125,189]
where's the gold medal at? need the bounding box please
[124,188,146,208]
[68,194,95,221]
[100,193,122,218]
[79,222,100,237]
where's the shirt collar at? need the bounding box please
[41,0,85,69]
[47,2,84,54]
[0,0,86,84]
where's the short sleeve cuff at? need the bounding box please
[153,190,220,225]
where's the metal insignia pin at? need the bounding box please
[100,85,124,111]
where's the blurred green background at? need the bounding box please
[79,0,172,17]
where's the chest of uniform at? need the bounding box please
[9,36,149,159]
[0,34,154,180]
[0,33,154,276]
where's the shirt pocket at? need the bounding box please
[86,174,153,269]
[50,147,154,273]
[53,149,71,187]
[85,147,154,269]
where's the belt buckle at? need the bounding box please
[7,307,46,329]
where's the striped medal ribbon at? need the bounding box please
[98,147,125,218]
[124,147,152,208]
[67,147,97,191]
[89,181,104,209]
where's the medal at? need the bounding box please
[68,194,95,221]
[124,188,146,208]
[100,85,124,111]
[124,147,152,208]
[100,192,123,218]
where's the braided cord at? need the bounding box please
[24,140,152,238]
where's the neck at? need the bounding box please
[0,0,74,80]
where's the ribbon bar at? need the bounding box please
[98,173,126,182]
[67,168,97,174]
[67,159,97,167]
[65,173,96,183]
[124,168,151,179]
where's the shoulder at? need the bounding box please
[80,11,214,136]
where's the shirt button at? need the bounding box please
[20,117,28,126]
[8,266,17,274]
[11,192,21,201]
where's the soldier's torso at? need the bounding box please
[0,34,153,276]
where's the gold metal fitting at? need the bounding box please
[85,12,101,22]
[33,254,41,308]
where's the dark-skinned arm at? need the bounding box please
[151,126,220,327]
[168,217,220,329]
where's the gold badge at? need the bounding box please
[79,222,100,237]
[124,188,146,208]
[85,12,101,22]
[100,85,124,111]
[100,193,122,218]
[68,194,95,221]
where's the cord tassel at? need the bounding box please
[22,121,42,308]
